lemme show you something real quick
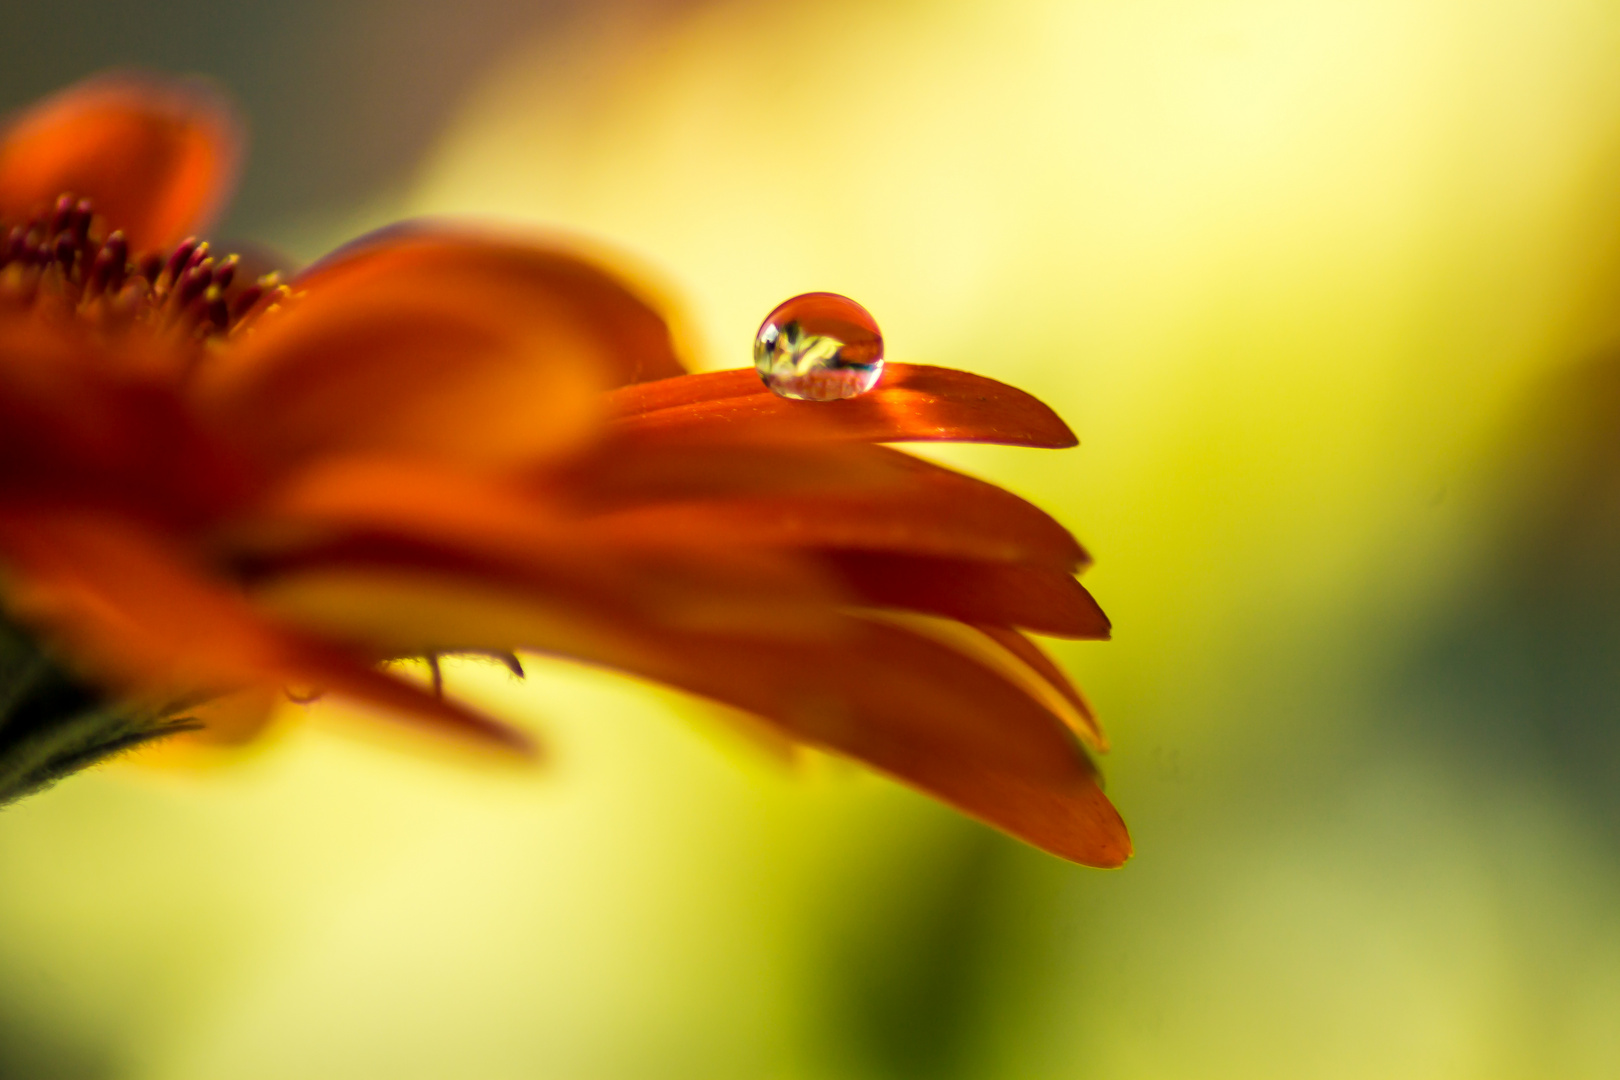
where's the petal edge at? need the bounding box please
[0,72,240,250]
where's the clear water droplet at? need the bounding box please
[754,292,884,401]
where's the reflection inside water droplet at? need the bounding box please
[753,292,884,401]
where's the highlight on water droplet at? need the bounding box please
[753,292,884,401]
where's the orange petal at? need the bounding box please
[249,564,1128,865]
[0,512,533,756]
[896,760,1129,867]
[306,223,689,386]
[250,567,1062,777]
[606,364,1078,448]
[621,614,1127,865]
[0,73,240,251]
[243,457,848,641]
[546,437,915,509]
[823,551,1110,638]
[577,448,1088,570]
[969,624,1106,750]
[197,232,649,472]
[0,311,253,525]
[857,610,1105,752]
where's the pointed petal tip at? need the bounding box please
[1081,841,1133,870]
[881,364,1079,448]
[1057,780,1133,868]
[954,767,1132,868]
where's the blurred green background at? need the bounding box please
[4,0,1620,1076]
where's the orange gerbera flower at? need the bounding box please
[0,73,1130,867]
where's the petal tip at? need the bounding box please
[1034,774,1133,868]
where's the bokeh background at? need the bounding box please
[3,0,1620,1076]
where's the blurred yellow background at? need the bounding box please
[3,0,1620,1076]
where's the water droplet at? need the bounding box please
[754,292,884,401]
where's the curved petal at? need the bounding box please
[823,551,1109,638]
[900,761,1128,868]
[643,615,1127,866]
[195,231,667,472]
[250,567,1129,865]
[305,223,689,386]
[969,624,1105,750]
[0,512,534,756]
[606,364,1078,448]
[0,73,240,251]
[858,610,1105,751]
[545,438,915,509]
[241,457,847,641]
[576,448,1088,570]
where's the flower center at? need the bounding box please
[0,193,286,340]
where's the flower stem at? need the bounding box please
[0,610,197,805]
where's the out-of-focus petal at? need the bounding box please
[255,571,1070,778]
[250,567,668,673]
[242,458,846,641]
[194,232,644,472]
[0,73,239,251]
[576,448,1088,570]
[304,223,689,386]
[171,687,280,746]
[124,688,283,769]
[606,364,1078,448]
[0,311,253,525]
[0,513,534,756]
[823,551,1109,638]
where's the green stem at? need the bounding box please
[0,610,198,805]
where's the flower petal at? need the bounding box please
[0,311,253,526]
[197,225,688,474]
[253,571,1063,776]
[605,364,1078,448]
[823,551,1109,638]
[639,615,1128,866]
[967,624,1106,751]
[0,512,534,756]
[242,457,847,641]
[305,223,689,387]
[0,73,240,251]
[859,611,1106,751]
[197,233,658,471]
[576,448,1088,570]
[902,761,1129,868]
[640,617,1127,865]
[545,438,914,508]
[249,567,1128,865]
